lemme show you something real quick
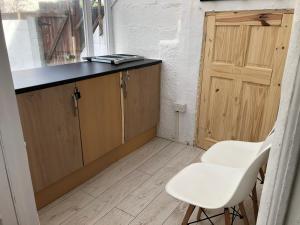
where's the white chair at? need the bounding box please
[165,133,273,225]
[200,127,275,220]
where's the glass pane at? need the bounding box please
[91,0,107,56]
[0,0,86,71]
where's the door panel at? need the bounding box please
[77,73,123,164]
[236,83,269,141]
[124,65,161,141]
[17,84,83,191]
[214,26,239,64]
[206,77,236,141]
[197,11,293,149]
[246,26,278,68]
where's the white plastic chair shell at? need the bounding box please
[166,145,271,209]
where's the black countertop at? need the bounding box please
[13,59,162,94]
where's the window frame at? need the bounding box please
[82,0,114,56]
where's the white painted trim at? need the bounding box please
[0,138,18,225]
[82,0,95,56]
[104,0,115,54]
[0,16,40,225]
[257,1,300,225]
[111,0,119,8]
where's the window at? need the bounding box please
[0,0,108,71]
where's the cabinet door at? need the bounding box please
[17,83,83,192]
[77,73,123,164]
[123,65,161,141]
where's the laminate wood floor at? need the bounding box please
[39,137,262,225]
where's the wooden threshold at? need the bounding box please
[35,127,157,209]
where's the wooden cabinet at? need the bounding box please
[77,73,123,164]
[123,65,161,141]
[17,83,83,192]
[17,64,161,205]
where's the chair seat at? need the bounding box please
[166,163,244,209]
[201,141,263,168]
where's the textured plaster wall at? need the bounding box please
[112,0,296,145]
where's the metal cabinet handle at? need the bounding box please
[73,88,81,116]
[121,71,130,98]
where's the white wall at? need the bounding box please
[112,0,296,145]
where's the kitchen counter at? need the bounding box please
[13,58,162,94]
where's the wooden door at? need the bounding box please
[17,84,83,192]
[196,10,293,149]
[77,73,123,164]
[123,65,161,141]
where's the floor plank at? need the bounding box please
[128,192,180,225]
[118,146,202,217]
[137,142,186,175]
[93,208,134,225]
[61,170,150,225]
[81,138,171,197]
[39,190,94,225]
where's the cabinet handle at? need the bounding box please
[73,88,81,116]
[121,71,129,98]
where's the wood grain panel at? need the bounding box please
[210,64,272,85]
[17,84,83,192]
[77,73,123,164]
[246,26,279,68]
[259,14,294,138]
[206,77,236,142]
[124,65,161,141]
[214,26,239,64]
[215,12,283,26]
[236,83,269,141]
[196,10,293,149]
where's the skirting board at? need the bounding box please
[35,127,157,209]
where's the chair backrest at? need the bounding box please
[257,125,275,155]
[225,133,274,207]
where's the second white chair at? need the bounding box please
[200,127,275,220]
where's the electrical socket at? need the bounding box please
[173,103,187,113]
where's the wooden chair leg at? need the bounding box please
[239,202,250,225]
[197,207,204,221]
[252,184,259,221]
[259,168,265,184]
[182,204,195,225]
[224,208,231,225]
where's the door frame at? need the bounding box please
[0,16,40,225]
[194,8,294,148]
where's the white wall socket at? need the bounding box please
[173,103,187,113]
